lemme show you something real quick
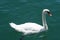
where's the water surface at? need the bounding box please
[0,0,60,40]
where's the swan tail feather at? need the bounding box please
[9,22,17,29]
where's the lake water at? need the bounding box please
[0,0,60,40]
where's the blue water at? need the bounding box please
[0,0,60,40]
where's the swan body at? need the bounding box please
[9,9,52,35]
[9,22,45,35]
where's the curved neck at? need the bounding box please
[42,12,48,30]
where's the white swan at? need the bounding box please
[9,9,52,40]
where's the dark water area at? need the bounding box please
[0,0,60,40]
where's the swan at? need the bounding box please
[9,9,52,40]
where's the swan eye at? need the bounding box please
[47,11,52,16]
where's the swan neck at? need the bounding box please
[42,12,48,30]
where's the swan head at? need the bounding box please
[43,9,52,16]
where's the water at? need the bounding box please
[0,0,60,40]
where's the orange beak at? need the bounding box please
[47,12,52,16]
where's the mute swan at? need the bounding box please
[9,9,52,40]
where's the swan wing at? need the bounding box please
[9,22,44,35]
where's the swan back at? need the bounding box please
[9,22,44,35]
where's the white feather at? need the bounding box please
[9,9,52,35]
